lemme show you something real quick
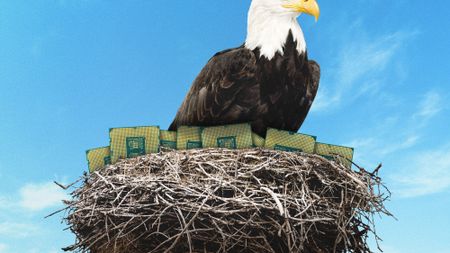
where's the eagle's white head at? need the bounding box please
[245,0,320,60]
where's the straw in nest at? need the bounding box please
[57,148,391,253]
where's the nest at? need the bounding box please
[61,148,391,253]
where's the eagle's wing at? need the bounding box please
[169,47,259,130]
[308,60,321,99]
[289,59,321,131]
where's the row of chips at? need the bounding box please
[86,123,354,172]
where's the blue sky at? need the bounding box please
[0,0,449,252]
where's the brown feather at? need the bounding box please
[169,31,320,137]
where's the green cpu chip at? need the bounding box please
[176,126,203,150]
[264,128,316,154]
[202,123,253,149]
[314,142,354,168]
[110,126,160,163]
[86,146,111,173]
[252,132,265,148]
[160,130,177,149]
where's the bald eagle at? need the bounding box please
[169,0,321,137]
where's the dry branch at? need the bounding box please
[61,148,392,253]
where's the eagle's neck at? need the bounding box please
[245,4,306,60]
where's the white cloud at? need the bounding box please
[19,182,67,211]
[0,244,7,253]
[347,133,420,169]
[337,33,399,84]
[0,197,12,210]
[23,248,60,253]
[346,86,446,167]
[0,222,39,238]
[378,135,419,156]
[392,145,450,198]
[382,245,404,253]
[312,29,416,112]
[344,88,449,198]
[413,90,443,120]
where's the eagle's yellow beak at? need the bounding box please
[283,0,320,22]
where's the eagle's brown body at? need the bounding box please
[169,31,320,137]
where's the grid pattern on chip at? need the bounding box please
[252,132,265,148]
[110,126,160,163]
[176,126,203,150]
[202,123,253,149]
[315,142,354,168]
[160,130,177,142]
[86,146,110,173]
[264,128,316,154]
[160,130,177,149]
